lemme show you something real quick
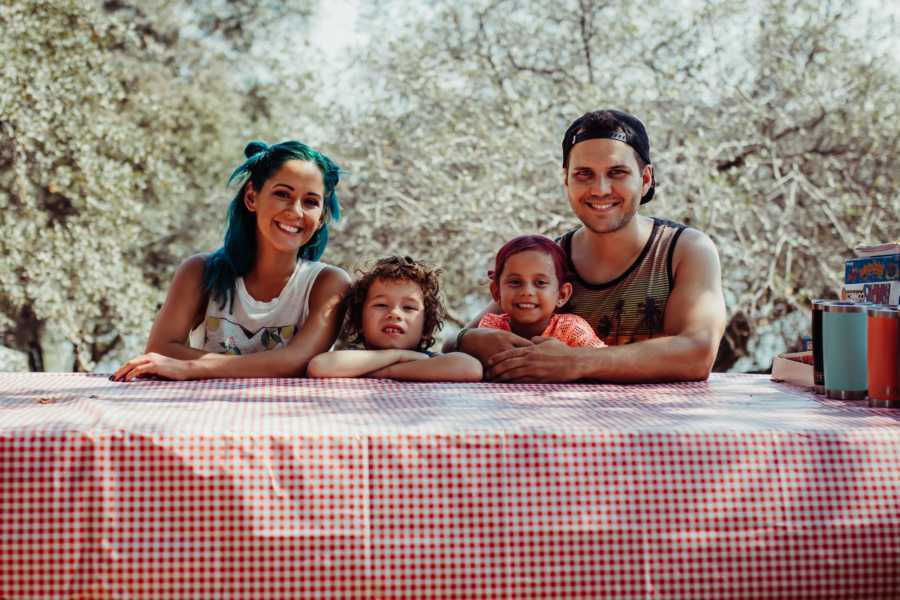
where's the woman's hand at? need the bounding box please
[112,353,197,382]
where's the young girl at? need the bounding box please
[479,235,606,348]
[307,256,482,381]
[113,140,350,381]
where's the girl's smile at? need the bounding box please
[494,250,572,338]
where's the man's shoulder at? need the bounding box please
[669,225,720,281]
[650,216,689,233]
[553,228,578,246]
[647,217,715,256]
[673,226,716,253]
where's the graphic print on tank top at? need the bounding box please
[559,218,685,347]
[189,260,327,355]
[203,317,296,355]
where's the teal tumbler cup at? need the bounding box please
[823,302,869,400]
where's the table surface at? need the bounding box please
[1,372,899,599]
[3,371,900,435]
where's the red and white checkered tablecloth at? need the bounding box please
[1,373,898,599]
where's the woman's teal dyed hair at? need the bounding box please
[203,140,342,311]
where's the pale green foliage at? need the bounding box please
[337,0,900,369]
[0,0,317,369]
[3,0,898,372]
[657,0,900,367]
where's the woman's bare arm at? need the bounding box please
[143,254,211,360]
[115,266,350,380]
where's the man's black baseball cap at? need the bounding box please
[562,109,656,204]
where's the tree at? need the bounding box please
[5,0,897,372]
[693,0,900,369]
[335,0,900,370]
[0,0,319,370]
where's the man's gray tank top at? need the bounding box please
[558,218,686,346]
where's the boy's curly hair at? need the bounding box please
[340,256,446,351]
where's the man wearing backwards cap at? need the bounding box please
[450,109,727,382]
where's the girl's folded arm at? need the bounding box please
[368,352,483,382]
[308,349,426,378]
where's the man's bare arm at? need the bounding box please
[489,230,726,383]
[115,267,351,381]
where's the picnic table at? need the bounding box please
[1,373,898,598]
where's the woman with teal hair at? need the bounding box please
[114,140,350,380]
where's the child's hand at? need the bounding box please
[395,350,431,363]
[458,328,532,364]
[488,337,582,382]
[366,350,430,378]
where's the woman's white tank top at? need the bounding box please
[188,260,328,355]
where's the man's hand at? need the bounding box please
[487,336,587,383]
[113,353,197,382]
[459,328,533,365]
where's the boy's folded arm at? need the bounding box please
[368,352,483,382]
[308,349,425,378]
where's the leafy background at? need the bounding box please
[2,0,898,373]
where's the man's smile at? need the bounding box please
[584,199,620,211]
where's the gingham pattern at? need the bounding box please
[1,373,898,599]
